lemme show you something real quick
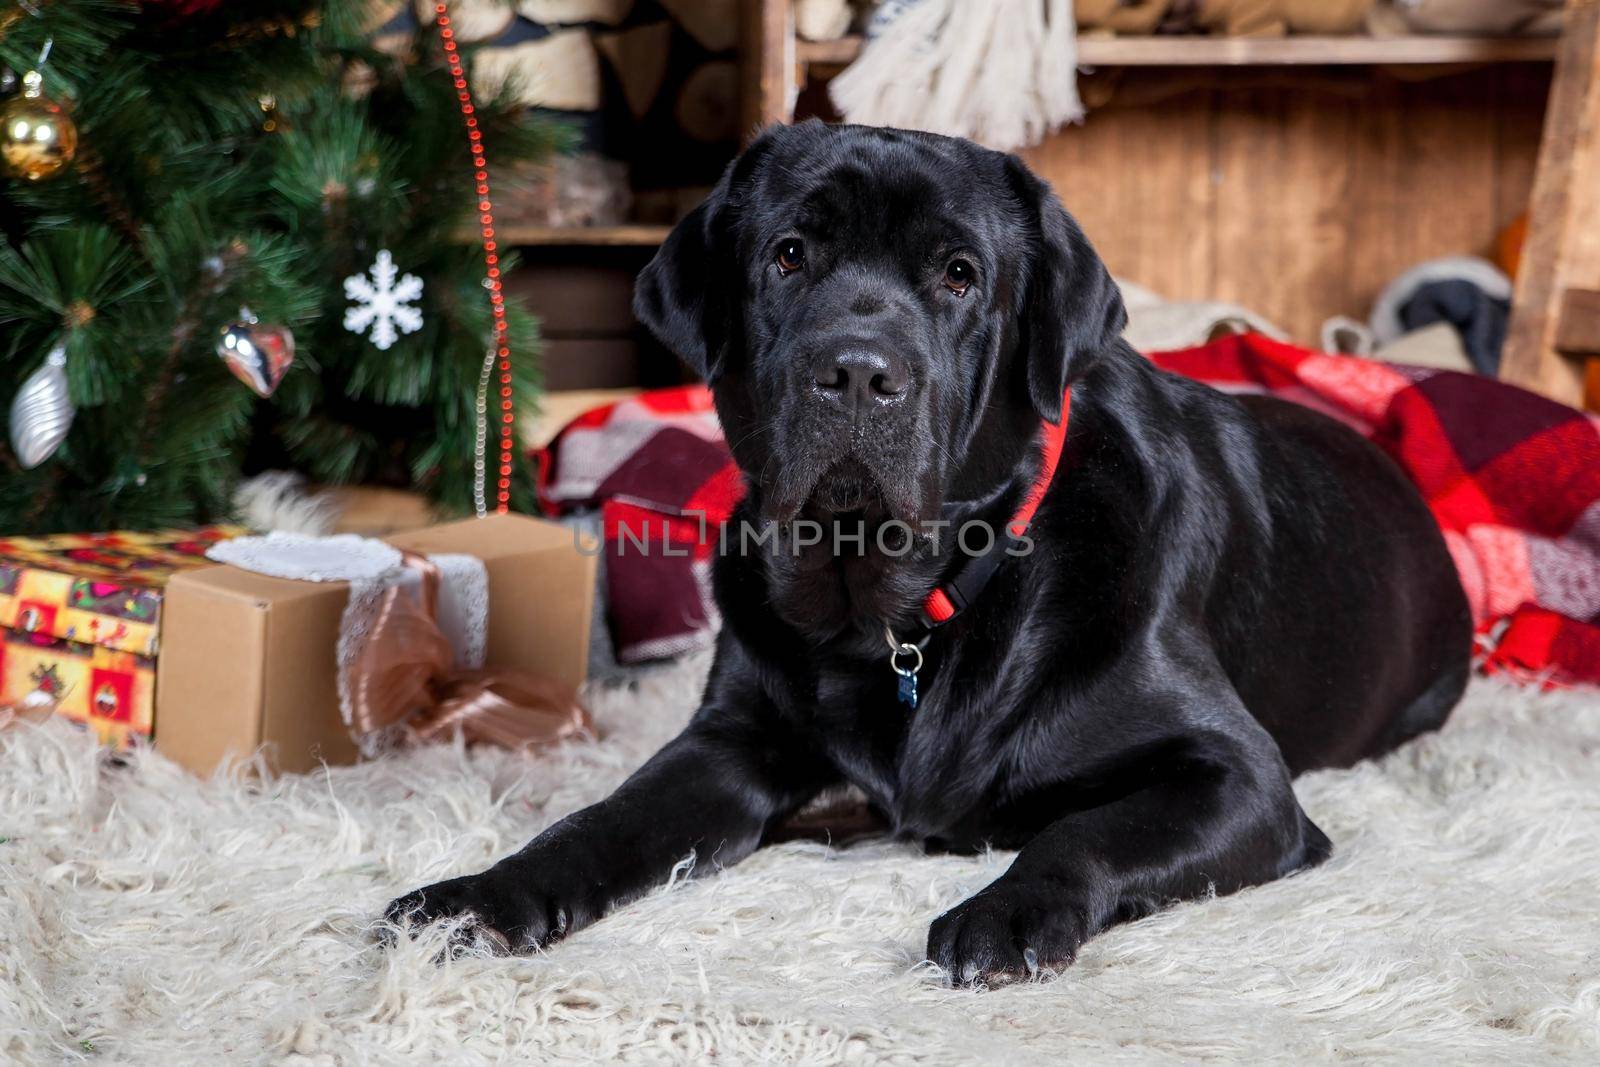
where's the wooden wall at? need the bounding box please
[1016,64,1552,342]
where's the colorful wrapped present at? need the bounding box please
[0,527,243,748]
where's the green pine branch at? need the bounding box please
[0,0,558,533]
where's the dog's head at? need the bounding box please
[635,121,1125,528]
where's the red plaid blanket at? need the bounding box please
[539,335,1600,685]
[538,386,737,662]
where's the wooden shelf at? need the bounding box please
[796,36,867,67]
[798,35,1560,71]
[491,225,672,247]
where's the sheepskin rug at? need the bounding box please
[3,660,1599,1066]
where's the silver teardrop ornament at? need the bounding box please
[9,343,74,469]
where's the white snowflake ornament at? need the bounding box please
[343,249,424,350]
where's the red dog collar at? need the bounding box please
[921,389,1070,628]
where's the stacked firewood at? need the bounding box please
[377,0,739,228]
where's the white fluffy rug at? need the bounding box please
[3,660,1600,1065]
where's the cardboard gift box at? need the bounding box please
[153,513,596,776]
[0,527,243,748]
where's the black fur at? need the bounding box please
[387,123,1472,986]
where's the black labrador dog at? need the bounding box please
[389,121,1472,985]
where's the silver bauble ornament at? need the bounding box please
[216,308,295,397]
[9,343,74,469]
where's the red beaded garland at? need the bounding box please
[436,2,514,512]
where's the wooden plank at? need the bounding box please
[799,35,1560,71]
[1346,73,1502,336]
[1491,64,1551,247]
[1555,287,1600,353]
[1502,0,1600,406]
[491,225,672,247]
[1342,78,1406,336]
[1079,35,1559,67]
[1210,79,1357,342]
[740,0,795,136]
[540,339,639,390]
[1021,73,1217,310]
[1014,66,1543,345]
[796,35,860,67]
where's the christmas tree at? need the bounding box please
[0,0,563,533]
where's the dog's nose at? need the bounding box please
[812,348,909,413]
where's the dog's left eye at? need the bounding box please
[776,240,806,275]
[944,259,974,296]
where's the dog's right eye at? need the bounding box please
[775,240,806,275]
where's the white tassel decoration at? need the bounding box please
[830,0,1083,153]
[1037,0,1086,132]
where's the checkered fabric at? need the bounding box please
[1154,334,1600,687]
[538,336,1600,685]
[538,386,738,663]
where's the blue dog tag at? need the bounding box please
[888,633,923,711]
[897,670,918,710]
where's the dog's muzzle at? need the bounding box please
[810,345,910,420]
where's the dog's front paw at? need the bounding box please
[384,861,594,955]
[926,881,1089,987]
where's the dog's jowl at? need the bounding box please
[388,122,1472,986]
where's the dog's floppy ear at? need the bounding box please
[634,176,733,380]
[1006,157,1127,423]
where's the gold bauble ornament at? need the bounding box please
[0,70,78,182]
[258,93,281,133]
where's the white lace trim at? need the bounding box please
[206,534,490,755]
